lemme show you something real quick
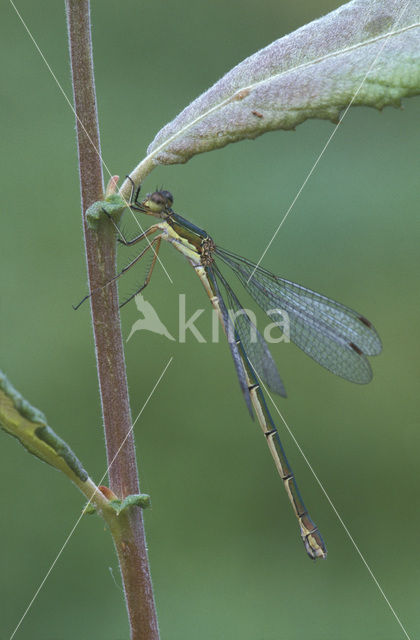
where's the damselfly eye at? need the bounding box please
[150,192,165,205]
[148,190,173,210]
[160,190,174,207]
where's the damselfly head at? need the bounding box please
[141,190,174,217]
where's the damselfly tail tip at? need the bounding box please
[303,532,327,560]
[300,515,327,559]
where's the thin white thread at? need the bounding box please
[255,370,412,640]
[9,357,173,640]
[247,1,412,282]
[9,0,172,285]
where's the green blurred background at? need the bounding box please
[1,1,419,638]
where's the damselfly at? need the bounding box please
[86,182,382,559]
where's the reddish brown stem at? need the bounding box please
[65,2,159,638]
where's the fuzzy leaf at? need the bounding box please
[146,0,420,166]
[111,493,151,515]
[84,493,150,516]
[86,193,126,230]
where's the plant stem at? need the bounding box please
[65,2,159,638]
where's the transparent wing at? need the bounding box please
[207,266,254,416]
[215,247,382,385]
[212,263,286,397]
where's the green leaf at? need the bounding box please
[86,193,126,229]
[83,503,97,515]
[146,0,420,166]
[111,494,151,515]
[0,370,88,483]
[84,493,150,516]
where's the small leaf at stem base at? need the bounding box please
[86,194,126,229]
